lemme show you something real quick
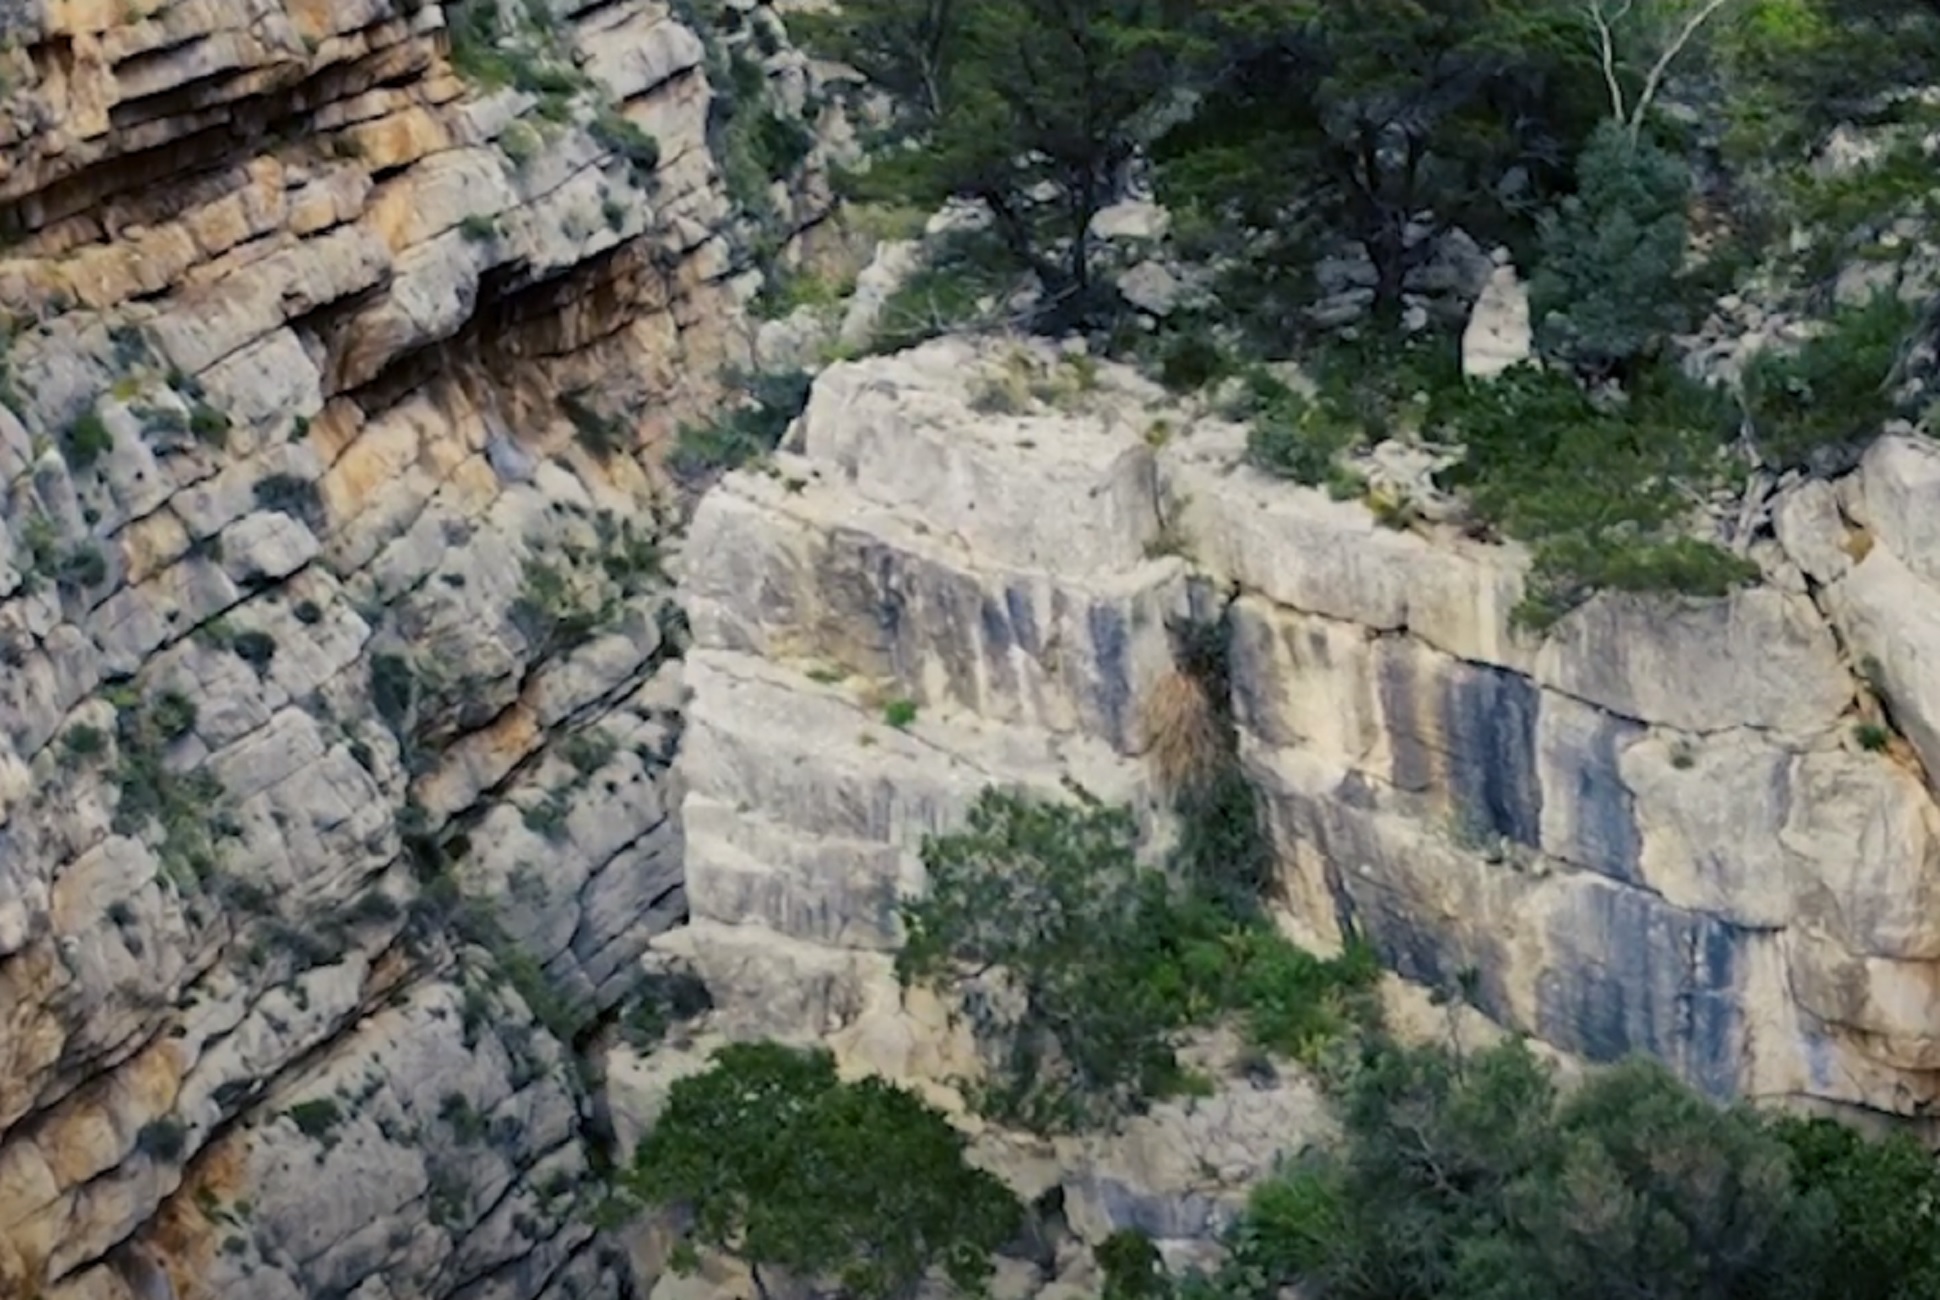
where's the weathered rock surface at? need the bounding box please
[649,338,1337,1272]
[0,0,844,1295]
[667,336,1940,1197]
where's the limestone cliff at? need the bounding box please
[0,0,843,1295]
[668,334,1940,1198]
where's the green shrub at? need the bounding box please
[1773,1111,1940,1300]
[111,691,232,889]
[511,558,607,653]
[499,121,543,168]
[522,790,571,843]
[882,698,918,729]
[65,408,113,468]
[1515,534,1763,631]
[1242,378,1360,489]
[231,630,278,673]
[446,0,513,85]
[151,690,198,742]
[753,266,851,321]
[136,1117,188,1161]
[590,110,662,183]
[287,1098,342,1141]
[669,368,813,478]
[1098,1230,1169,1300]
[900,786,1377,1133]
[61,723,107,763]
[1154,329,1233,393]
[1743,291,1915,471]
[253,472,325,528]
[617,968,714,1049]
[1433,358,1757,628]
[1855,722,1893,752]
[614,1041,1022,1300]
[55,543,108,590]
[189,401,230,448]
[1531,121,1693,378]
[1185,1036,1940,1300]
[458,213,500,243]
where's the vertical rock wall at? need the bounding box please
[670,336,1940,1146]
[0,0,843,1295]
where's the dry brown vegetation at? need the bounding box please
[1136,666,1223,794]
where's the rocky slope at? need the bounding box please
[10,0,1940,1294]
[667,333,1940,1174]
[0,0,845,1295]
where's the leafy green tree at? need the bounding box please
[1221,1040,1837,1300]
[1530,119,1692,378]
[1742,290,1914,472]
[798,0,1195,320]
[900,785,1377,1133]
[1774,1113,1940,1300]
[899,786,1190,1131]
[620,1041,1021,1300]
[1154,0,1598,314]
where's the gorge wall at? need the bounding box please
[9,0,1940,1295]
[0,0,846,1295]
[671,334,1940,1146]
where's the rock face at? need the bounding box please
[657,338,1339,1273]
[670,336,1940,1170]
[0,0,844,1296]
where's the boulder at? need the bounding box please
[1460,261,1533,380]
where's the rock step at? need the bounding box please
[680,648,1165,844]
[683,457,1191,755]
[796,340,1169,577]
[684,795,914,951]
[678,649,1174,962]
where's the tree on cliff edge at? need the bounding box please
[795,0,1196,323]
[618,1041,1021,1300]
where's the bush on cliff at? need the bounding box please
[796,0,1194,324]
[1531,120,1693,381]
[1148,1036,1940,1300]
[614,1041,1021,1300]
[898,784,1378,1134]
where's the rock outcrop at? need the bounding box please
[0,0,844,1295]
[667,335,1940,1186]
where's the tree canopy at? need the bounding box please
[1176,1039,1940,1300]
[619,1041,1022,1300]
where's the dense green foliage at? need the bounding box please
[617,1042,1021,1300]
[1158,1037,1940,1300]
[899,784,1377,1133]
[1157,0,1597,310]
[667,367,813,477]
[800,0,1940,623]
[798,0,1194,318]
[1531,121,1692,378]
[1744,291,1917,471]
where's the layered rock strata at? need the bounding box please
[671,336,1940,1175]
[0,0,841,1295]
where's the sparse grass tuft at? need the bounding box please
[1136,668,1223,795]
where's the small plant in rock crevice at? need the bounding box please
[136,1117,189,1162]
[590,110,662,185]
[111,688,234,890]
[65,408,113,467]
[459,213,501,243]
[669,367,814,478]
